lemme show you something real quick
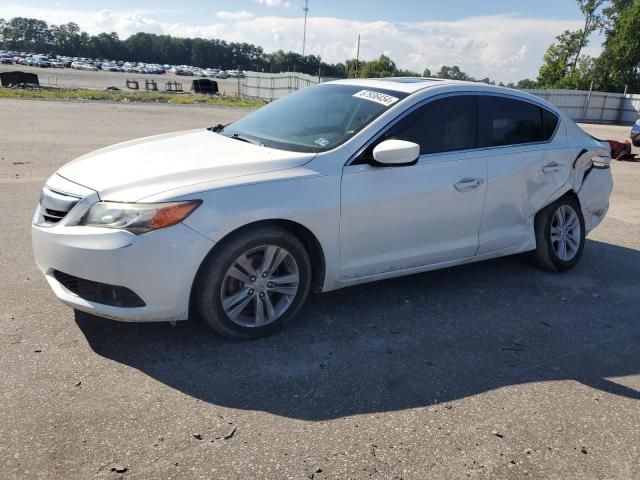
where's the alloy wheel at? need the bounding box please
[550,204,581,262]
[220,245,300,328]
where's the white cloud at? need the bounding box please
[254,0,291,7]
[216,11,255,21]
[0,3,597,82]
[166,14,588,82]
[94,9,163,37]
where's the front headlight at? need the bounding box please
[80,200,201,234]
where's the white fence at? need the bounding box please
[524,89,640,125]
[240,71,337,101]
[240,72,640,125]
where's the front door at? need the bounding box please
[339,94,488,279]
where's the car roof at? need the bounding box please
[324,77,562,115]
[326,77,476,94]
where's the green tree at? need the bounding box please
[422,67,432,77]
[434,65,473,81]
[571,0,605,69]
[537,30,583,87]
[88,32,122,60]
[359,55,398,78]
[516,78,538,89]
[478,77,495,85]
[594,0,640,91]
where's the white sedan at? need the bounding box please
[32,79,613,338]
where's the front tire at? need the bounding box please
[195,226,312,339]
[532,196,585,272]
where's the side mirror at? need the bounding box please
[372,140,420,166]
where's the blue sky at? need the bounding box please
[4,1,600,82]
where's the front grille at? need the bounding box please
[43,208,68,223]
[38,187,81,225]
[53,270,146,308]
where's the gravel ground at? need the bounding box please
[0,64,241,95]
[0,99,638,480]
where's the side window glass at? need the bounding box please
[479,96,544,147]
[542,109,559,140]
[384,95,478,155]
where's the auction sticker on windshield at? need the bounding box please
[353,90,399,107]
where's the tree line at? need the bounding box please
[1,0,638,91]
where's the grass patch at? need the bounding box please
[0,86,263,107]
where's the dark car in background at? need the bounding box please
[632,119,640,147]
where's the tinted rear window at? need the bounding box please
[479,96,546,147]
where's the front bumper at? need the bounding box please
[32,222,215,322]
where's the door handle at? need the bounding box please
[542,162,561,173]
[454,178,484,192]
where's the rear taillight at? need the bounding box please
[592,153,611,169]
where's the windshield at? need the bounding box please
[221,84,408,152]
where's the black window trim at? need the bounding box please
[346,91,561,167]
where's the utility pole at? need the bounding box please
[302,0,309,56]
[354,34,360,78]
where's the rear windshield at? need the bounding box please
[221,84,408,153]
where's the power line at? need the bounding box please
[302,0,309,56]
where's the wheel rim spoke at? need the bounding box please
[223,288,253,320]
[261,246,289,276]
[269,273,299,285]
[235,254,257,277]
[259,246,279,275]
[566,234,579,250]
[558,239,567,259]
[254,296,266,326]
[270,249,290,273]
[227,265,251,284]
[263,294,277,322]
[268,286,298,296]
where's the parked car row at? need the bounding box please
[0,50,245,78]
[170,65,244,79]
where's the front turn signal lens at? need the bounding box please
[149,201,202,230]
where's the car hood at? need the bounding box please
[57,129,316,201]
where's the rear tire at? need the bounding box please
[195,226,312,339]
[532,195,585,272]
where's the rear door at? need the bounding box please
[476,95,568,255]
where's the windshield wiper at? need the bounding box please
[208,123,230,133]
[225,133,263,146]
